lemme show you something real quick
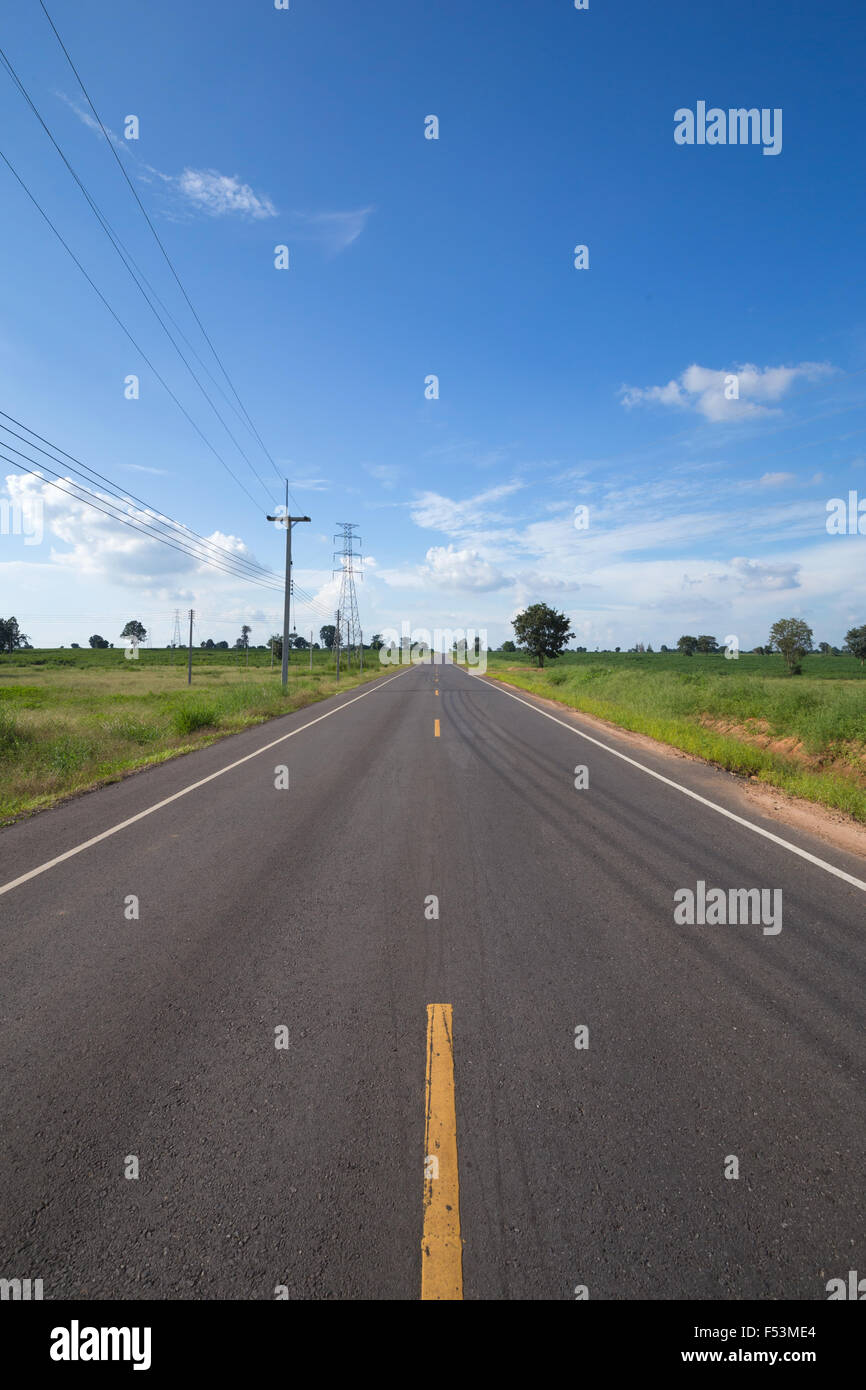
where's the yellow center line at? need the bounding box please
[434,718,440,736]
[422,1004,463,1300]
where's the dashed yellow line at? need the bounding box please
[434,718,440,737]
[421,1004,462,1300]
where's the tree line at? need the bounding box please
[497,606,866,674]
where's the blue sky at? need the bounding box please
[1,0,864,651]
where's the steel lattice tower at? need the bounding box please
[333,522,363,666]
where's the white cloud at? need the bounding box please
[422,545,507,592]
[59,95,277,222]
[621,362,834,422]
[730,556,801,590]
[3,473,268,590]
[759,471,796,486]
[176,169,276,220]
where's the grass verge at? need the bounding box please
[0,655,385,824]
[483,655,866,823]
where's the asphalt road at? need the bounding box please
[0,660,864,1300]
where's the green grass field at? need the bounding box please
[484,650,866,822]
[3,645,866,826]
[0,646,384,823]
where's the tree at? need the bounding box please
[695,635,719,653]
[0,617,30,653]
[818,641,832,655]
[88,633,109,649]
[768,617,813,675]
[120,619,147,643]
[677,635,699,656]
[293,635,309,649]
[369,633,384,651]
[70,642,80,649]
[320,624,336,650]
[501,639,517,653]
[843,625,866,667]
[512,603,573,668]
[268,633,282,660]
[215,640,229,651]
[200,638,215,649]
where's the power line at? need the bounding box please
[0,143,275,519]
[292,581,335,614]
[0,448,285,592]
[292,582,338,622]
[0,47,279,513]
[0,413,283,586]
[35,0,302,513]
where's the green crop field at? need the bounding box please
[0,646,385,824]
[484,649,866,822]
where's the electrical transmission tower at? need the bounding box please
[333,522,363,670]
[168,608,183,663]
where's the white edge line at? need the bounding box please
[466,669,866,893]
[0,667,411,898]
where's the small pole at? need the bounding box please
[360,629,363,673]
[187,609,194,685]
[309,631,313,672]
[335,610,341,682]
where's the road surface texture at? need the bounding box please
[0,660,863,1300]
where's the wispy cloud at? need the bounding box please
[288,477,332,492]
[56,92,127,153]
[620,362,834,422]
[175,169,277,220]
[288,207,374,255]
[59,92,277,221]
[365,463,400,489]
[410,482,524,536]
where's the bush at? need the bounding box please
[172,703,219,736]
